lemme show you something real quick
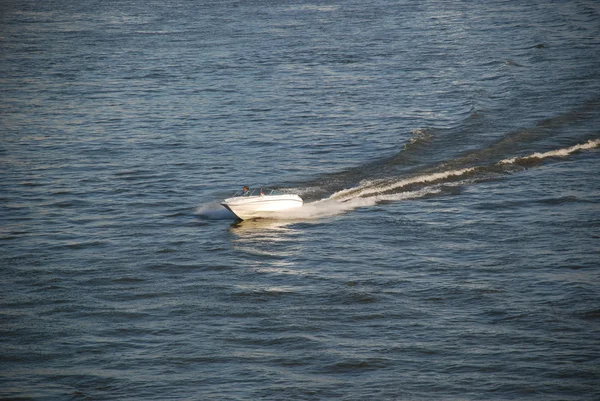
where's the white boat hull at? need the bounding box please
[221,194,303,220]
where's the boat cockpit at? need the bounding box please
[233,188,284,197]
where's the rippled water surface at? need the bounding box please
[2,0,599,400]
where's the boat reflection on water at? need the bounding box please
[229,218,306,267]
[230,217,297,240]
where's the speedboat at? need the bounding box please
[221,188,303,220]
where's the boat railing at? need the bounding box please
[233,188,284,197]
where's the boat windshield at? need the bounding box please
[233,188,284,197]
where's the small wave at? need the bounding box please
[409,128,434,144]
[20,181,45,187]
[322,357,392,373]
[505,60,523,67]
[404,128,434,151]
[63,240,107,250]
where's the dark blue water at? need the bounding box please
[2,0,599,399]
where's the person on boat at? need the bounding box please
[242,186,250,196]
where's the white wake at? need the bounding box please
[200,139,599,222]
[499,139,600,165]
[269,187,441,220]
[288,139,599,220]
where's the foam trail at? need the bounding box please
[331,167,476,201]
[499,139,600,165]
[269,188,441,220]
[304,139,599,219]
[214,139,599,222]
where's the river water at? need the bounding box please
[1,0,599,399]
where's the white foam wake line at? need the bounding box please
[220,139,598,222]
[320,139,598,212]
[271,188,441,220]
[330,167,475,202]
[499,139,600,165]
